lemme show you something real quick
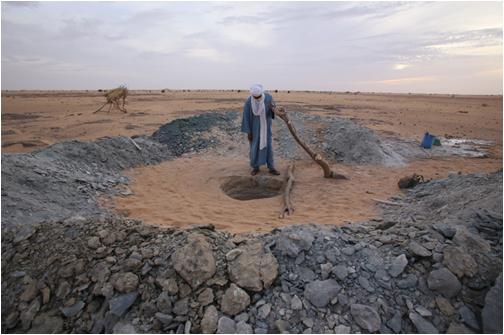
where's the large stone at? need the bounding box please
[321,263,333,280]
[236,320,253,334]
[397,274,418,288]
[90,261,111,283]
[173,297,189,315]
[275,225,315,258]
[13,223,39,245]
[482,272,503,334]
[350,304,381,332]
[452,225,491,253]
[220,283,250,316]
[389,254,408,278]
[155,312,173,325]
[62,300,85,318]
[55,280,71,300]
[428,268,461,299]
[442,246,478,278]
[459,305,480,331]
[20,281,39,302]
[332,265,348,280]
[109,291,139,316]
[435,296,455,316]
[122,258,143,271]
[408,241,432,257]
[87,236,102,249]
[27,313,63,334]
[291,295,303,310]
[305,279,341,308]
[217,316,236,334]
[156,291,172,313]
[57,264,75,278]
[197,287,214,307]
[111,272,139,293]
[201,305,219,334]
[446,322,476,334]
[335,325,351,334]
[172,233,216,288]
[409,312,439,334]
[20,297,41,330]
[433,223,456,238]
[387,310,403,333]
[228,242,279,291]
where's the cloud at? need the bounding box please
[2,1,40,9]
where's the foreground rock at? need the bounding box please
[2,203,502,333]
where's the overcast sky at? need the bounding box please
[1,1,502,94]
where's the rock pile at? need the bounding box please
[2,193,502,333]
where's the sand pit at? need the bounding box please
[1,90,502,235]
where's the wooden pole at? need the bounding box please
[271,106,348,180]
[279,162,295,219]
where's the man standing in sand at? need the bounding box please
[241,84,280,176]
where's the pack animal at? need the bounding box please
[93,86,129,114]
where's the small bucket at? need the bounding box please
[421,134,436,148]
[433,139,441,146]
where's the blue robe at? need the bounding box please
[241,92,276,169]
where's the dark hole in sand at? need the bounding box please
[219,176,284,201]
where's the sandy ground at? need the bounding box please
[2,89,503,234]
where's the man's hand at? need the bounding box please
[268,102,275,109]
[248,134,253,141]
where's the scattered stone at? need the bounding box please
[228,242,279,291]
[436,296,455,316]
[220,283,250,316]
[304,279,341,308]
[428,268,461,299]
[389,254,408,278]
[409,312,439,334]
[275,225,315,258]
[452,226,491,253]
[332,265,348,280]
[172,233,216,288]
[442,246,478,278]
[201,305,218,334]
[481,272,503,334]
[408,241,432,257]
[217,316,236,334]
[458,305,480,331]
[446,322,476,334]
[350,304,381,332]
[109,291,139,316]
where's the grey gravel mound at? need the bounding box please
[1,135,174,227]
[274,112,406,167]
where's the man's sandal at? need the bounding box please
[251,169,260,176]
[269,169,280,175]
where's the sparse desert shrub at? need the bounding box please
[482,103,489,107]
[98,89,103,92]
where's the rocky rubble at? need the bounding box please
[2,195,502,333]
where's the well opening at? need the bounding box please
[219,175,284,201]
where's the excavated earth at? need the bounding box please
[1,112,502,334]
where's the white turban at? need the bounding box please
[250,84,264,96]
[249,84,267,150]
